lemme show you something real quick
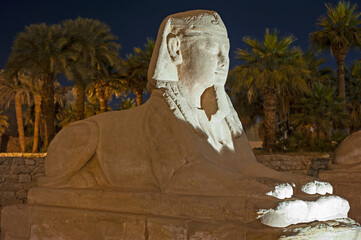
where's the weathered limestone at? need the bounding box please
[256,154,331,177]
[1,205,29,240]
[2,192,360,239]
[0,157,44,208]
[0,154,332,213]
[26,187,279,221]
[0,156,44,238]
[333,130,361,165]
[37,10,332,208]
[1,10,359,239]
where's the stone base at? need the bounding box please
[1,187,361,239]
[1,204,29,240]
[24,206,287,240]
[3,187,284,239]
[27,187,278,222]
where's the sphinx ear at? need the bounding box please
[167,36,182,65]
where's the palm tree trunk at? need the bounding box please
[135,91,143,106]
[95,82,107,113]
[263,90,277,152]
[41,77,55,148]
[100,97,107,113]
[75,81,85,120]
[32,94,41,153]
[40,119,46,148]
[336,55,346,102]
[14,93,25,152]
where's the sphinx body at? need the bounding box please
[40,10,296,197]
[333,130,361,166]
[40,85,291,197]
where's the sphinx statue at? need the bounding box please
[333,131,361,166]
[37,10,351,228]
[39,10,298,194]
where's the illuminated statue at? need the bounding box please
[38,10,349,228]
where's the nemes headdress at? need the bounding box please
[148,10,228,88]
[148,10,243,151]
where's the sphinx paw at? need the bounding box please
[266,183,294,199]
[258,195,349,227]
[259,180,348,228]
[301,180,333,195]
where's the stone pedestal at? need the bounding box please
[1,187,281,239]
[1,204,29,240]
[2,187,361,239]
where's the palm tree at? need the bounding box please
[292,84,349,145]
[5,23,69,147]
[304,49,333,88]
[62,17,121,119]
[57,104,77,128]
[269,50,332,143]
[0,71,31,152]
[347,61,361,132]
[57,91,109,128]
[230,29,309,152]
[88,66,127,113]
[115,97,136,110]
[311,1,361,102]
[17,72,44,152]
[226,75,263,131]
[121,38,154,106]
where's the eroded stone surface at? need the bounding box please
[1,204,29,240]
[27,188,261,222]
[147,218,187,240]
[0,157,44,210]
[334,130,361,165]
[29,206,145,240]
[4,202,359,240]
[36,10,334,219]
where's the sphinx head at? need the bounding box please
[148,10,230,109]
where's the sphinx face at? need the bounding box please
[177,34,230,108]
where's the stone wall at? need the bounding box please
[256,154,331,177]
[0,155,45,214]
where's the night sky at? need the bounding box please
[1,0,360,82]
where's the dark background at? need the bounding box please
[0,0,360,83]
